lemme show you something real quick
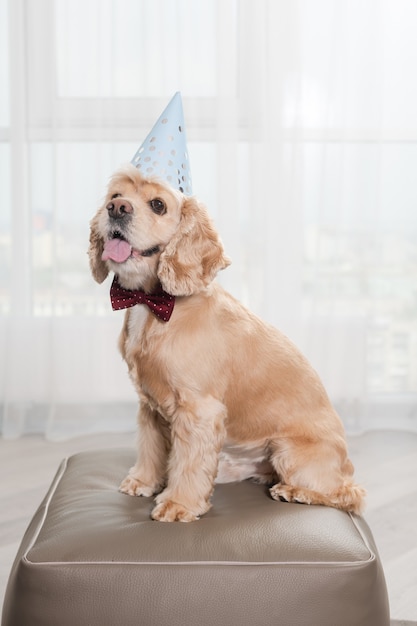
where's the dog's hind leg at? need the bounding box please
[269,480,366,514]
[268,437,366,514]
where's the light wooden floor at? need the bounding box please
[1,430,417,624]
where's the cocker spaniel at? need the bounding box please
[89,164,365,522]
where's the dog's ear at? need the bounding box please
[157,197,231,296]
[88,212,109,284]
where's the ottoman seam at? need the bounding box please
[22,455,69,563]
[21,558,375,568]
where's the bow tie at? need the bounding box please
[110,276,175,322]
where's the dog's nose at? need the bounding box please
[106,198,133,219]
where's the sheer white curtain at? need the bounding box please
[1,0,417,439]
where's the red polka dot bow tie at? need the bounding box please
[109,276,175,322]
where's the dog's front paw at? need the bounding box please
[151,500,200,522]
[119,474,158,497]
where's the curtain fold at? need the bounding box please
[1,0,417,439]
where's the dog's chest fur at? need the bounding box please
[123,305,172,414]
[126,305,150,353]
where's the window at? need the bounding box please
[2,0,417,438]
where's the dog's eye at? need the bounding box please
[111,193,122,200]
[149,198,167,216]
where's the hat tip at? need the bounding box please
[131,92,192,195]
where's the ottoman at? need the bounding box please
[2,449,390,626]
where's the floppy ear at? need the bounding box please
[157,197,231,296]
[88,212,109,284]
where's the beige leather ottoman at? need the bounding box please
[2,449,389,626]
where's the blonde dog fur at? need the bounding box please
[89,165,365,522]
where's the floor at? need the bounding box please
[0,429,416,624]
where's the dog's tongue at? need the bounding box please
[102,239,132,263]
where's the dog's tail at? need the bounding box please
[324,479,367,514]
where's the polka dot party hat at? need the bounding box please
[131,92,192,195]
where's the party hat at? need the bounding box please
[131,92,192,195]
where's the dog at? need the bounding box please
[89,164,366,522]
